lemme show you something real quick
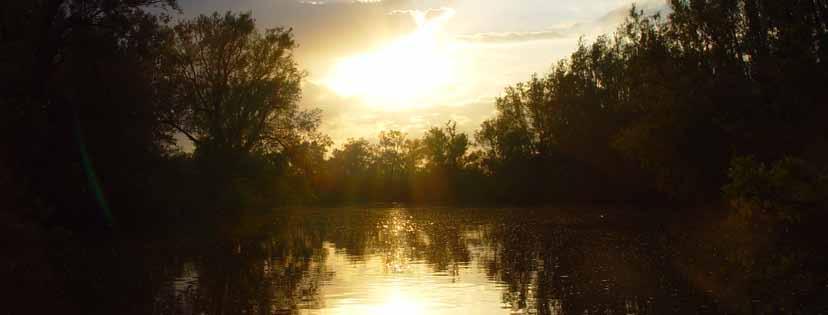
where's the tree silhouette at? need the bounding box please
[157,12,319,161]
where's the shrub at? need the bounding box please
[723,156,826,223]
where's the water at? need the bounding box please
[139,207,822,314]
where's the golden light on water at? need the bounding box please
[360,212,426,315]
[301,209,509,315]
[321,289,427,315]
[371,291,425,315]
[324,9,458,109]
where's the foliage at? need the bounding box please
[2,0,827,224]
[724,156,827,223]
[474,1,828,203]
[157,11,320,159]
[1,0,179,232]
[318,122,483,204]
[152,12,328,216]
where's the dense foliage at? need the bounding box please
[316,0,828,208]
[317,122,485,204]
[474,1,827,204]
[2,0,826,227]
[1,0,179,232]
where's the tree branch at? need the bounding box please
[163,120,201,146]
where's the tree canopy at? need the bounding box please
[157,12,320,159]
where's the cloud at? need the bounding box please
[389,7,453,18]
[177,0,424,74]
[456,29,568,43]
[588,0,673,32]
[299,0,385,4]
[177,0,674,147]
[389,7,455,27]
[455,0,672,45]
[302,81,496,145]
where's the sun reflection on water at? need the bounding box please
[298,208,508,315]
[371,289,425,315]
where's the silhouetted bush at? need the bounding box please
[724,156,827,223]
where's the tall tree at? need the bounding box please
[157,12,318,161]
[1,0,179,229]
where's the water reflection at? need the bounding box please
[303,209,502,315]
[147,207,820,315]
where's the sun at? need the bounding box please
[324,9,457,110]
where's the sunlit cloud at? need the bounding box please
[322,7,458,110]
[299,0,384,4]
[457,29,569,44]
[187,0,676,145]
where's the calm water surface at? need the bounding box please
[150,207,740,315]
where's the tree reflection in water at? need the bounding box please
[147,207,824,315]
[153,216,332,314]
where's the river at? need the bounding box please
[142,206,773,314]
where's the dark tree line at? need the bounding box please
[2,0,827,234]
[2,0,180,233]
[1,2,324,234]
[472,1,828,206]
[317,0,828,209]
[316,122,486,204]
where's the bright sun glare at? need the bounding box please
[372,291,424,315]
[324,9,457,109]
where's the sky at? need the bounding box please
[177,0,668,146]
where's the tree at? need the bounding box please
[422,121,469,173]
[324,138,377,203]
[1,0,179,230]
[472,1,828,203]
[375,130,417,201]
[414,121,470,203]
[157,12,318,162]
